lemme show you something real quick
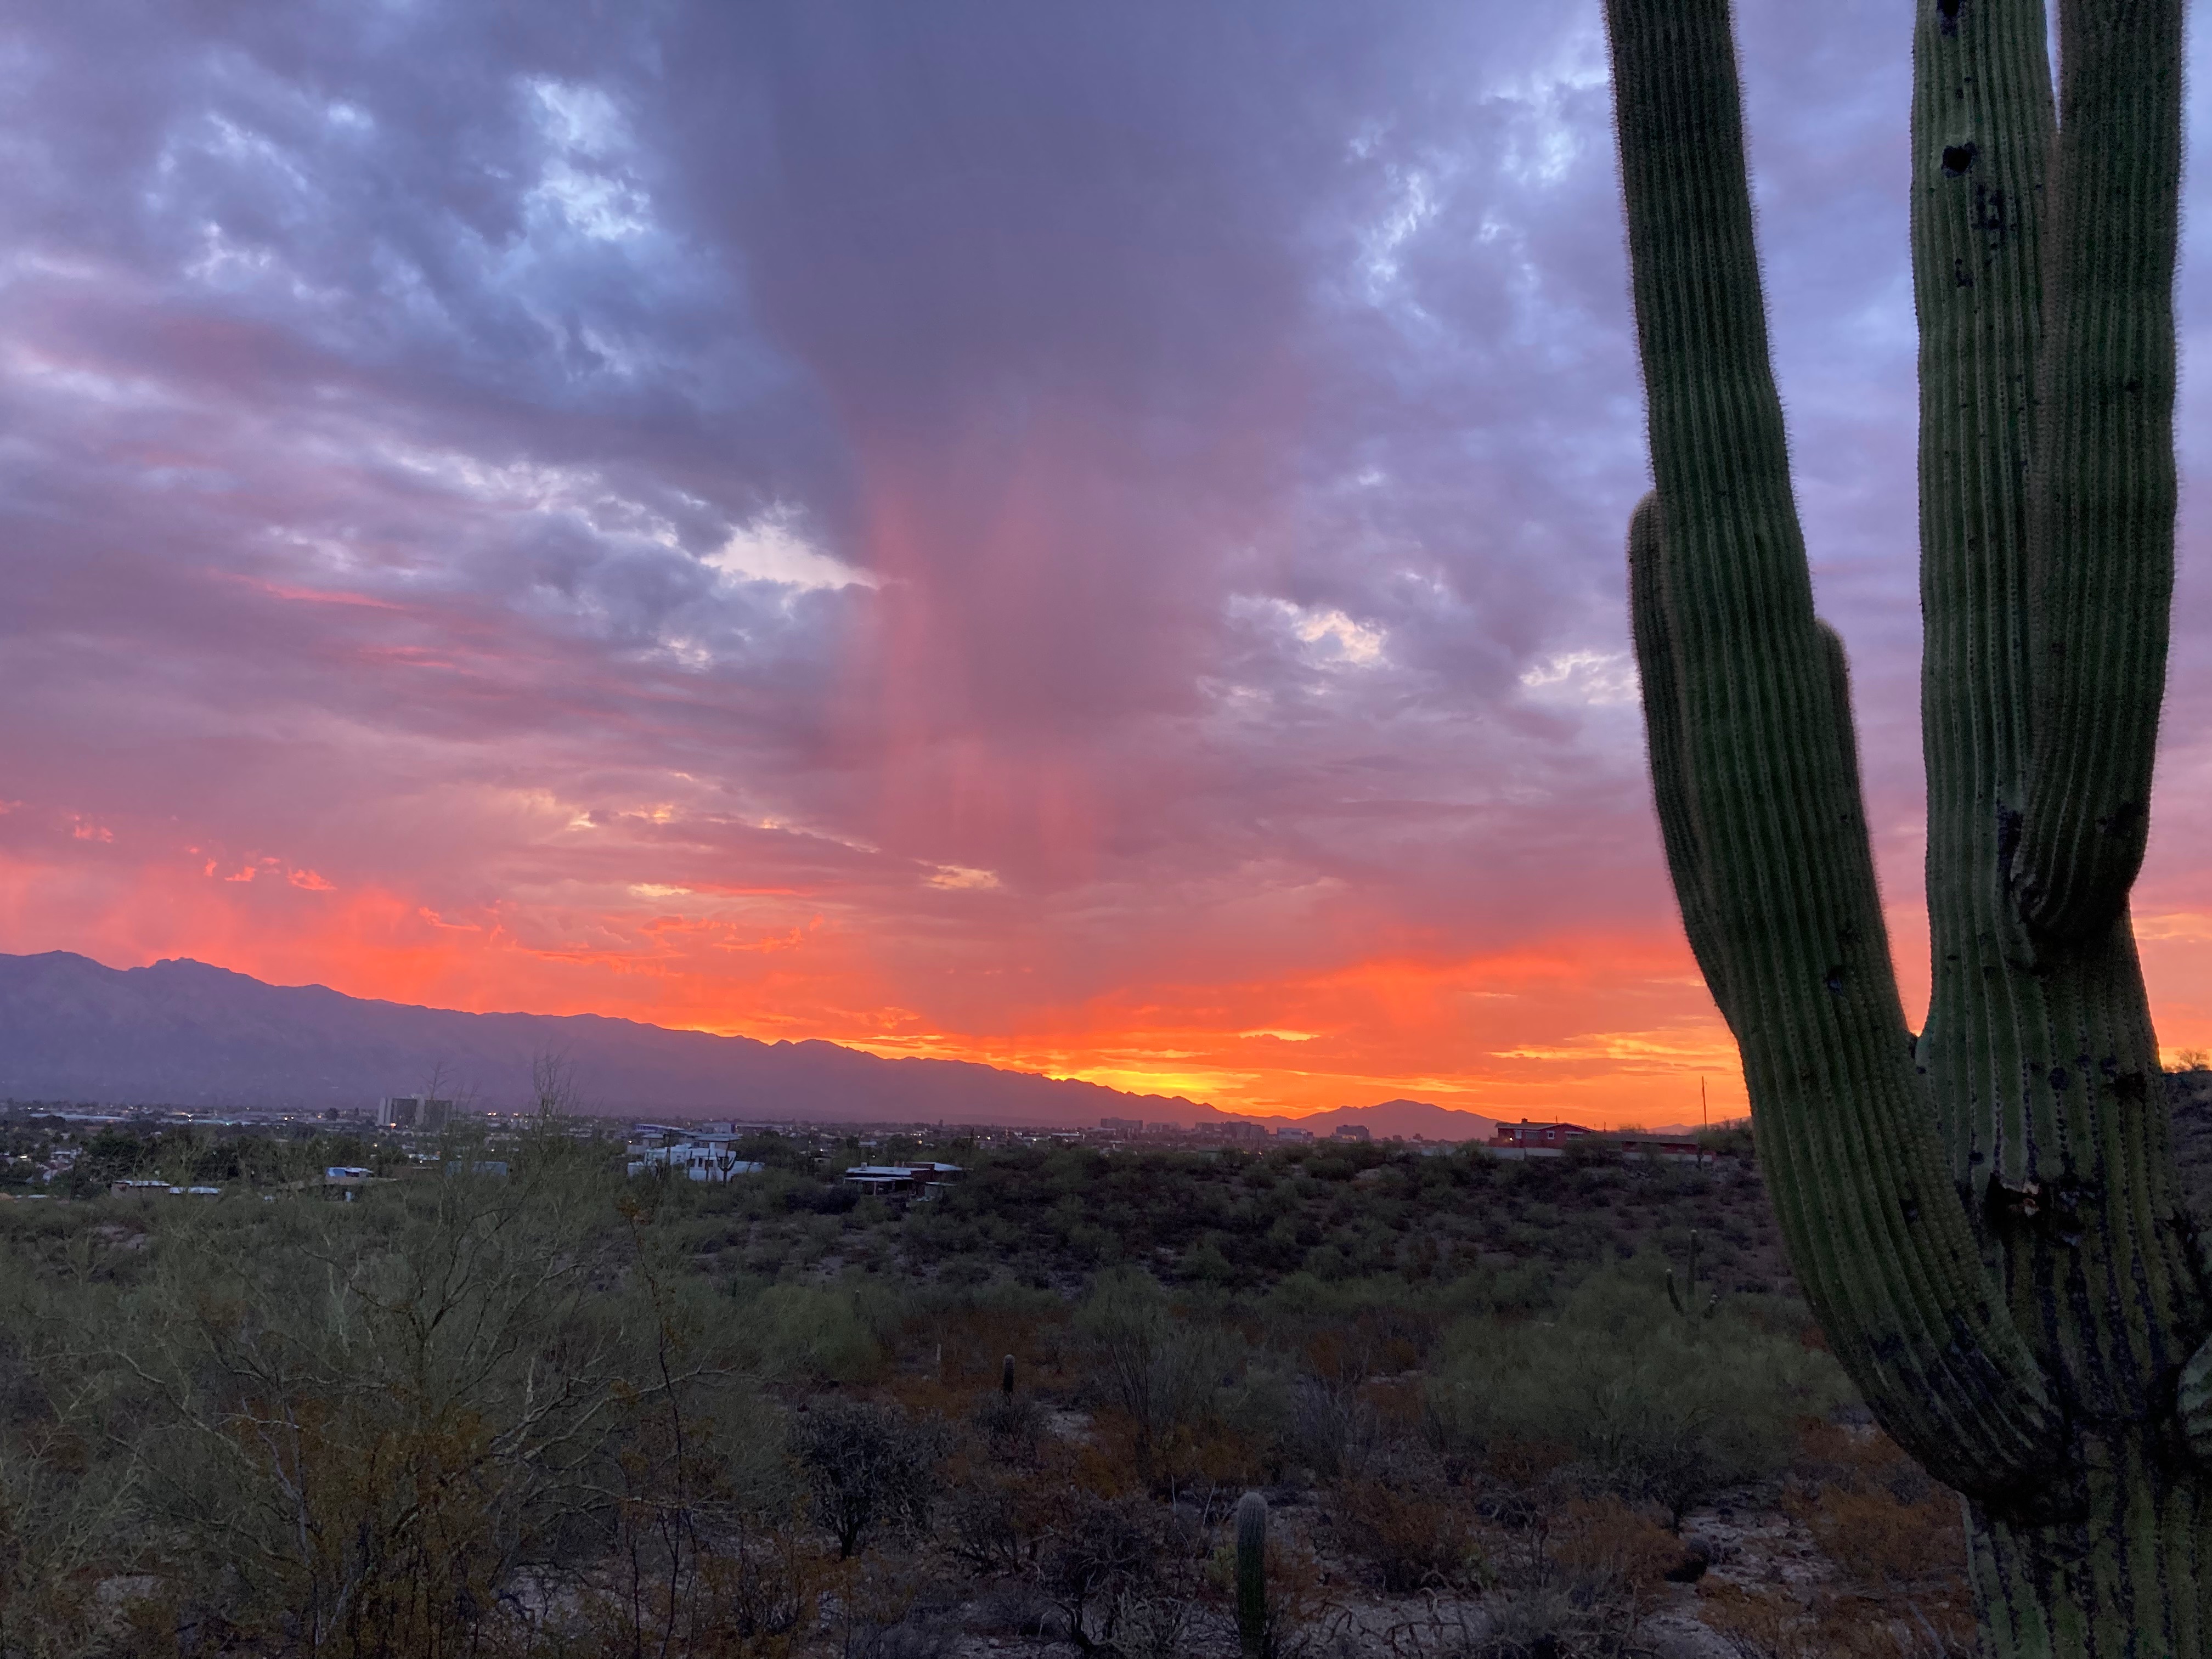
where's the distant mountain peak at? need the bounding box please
[0,950,1203,1128]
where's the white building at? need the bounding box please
[627,1133,765,1183]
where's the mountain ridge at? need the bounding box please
[0,951,1506,1136]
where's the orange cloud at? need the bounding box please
[10,785,2212,1133]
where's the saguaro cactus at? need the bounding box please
[1235,1489,1269,1659]
[1663,1228,1717,1319]
[1605,0,2200,1650]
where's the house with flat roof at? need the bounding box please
[842,1162,964,1200]
[1492,1120,1594,1148]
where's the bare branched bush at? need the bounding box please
[789,1397,948,1559]
[970,1387,1044,1465]
[1037,1492,1184,1655]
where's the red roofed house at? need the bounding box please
[1492,1120,1595,1148]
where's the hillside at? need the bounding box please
[0,952,1547,1136]
[0,951,1217,1127]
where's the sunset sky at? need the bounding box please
[8,3,2212,1125]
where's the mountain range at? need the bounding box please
[0,951,1504,1138]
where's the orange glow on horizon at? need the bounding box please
[9,831,2212,1131]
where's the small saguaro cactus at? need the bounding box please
[1001,1353,1016,1397]
[1604,0,2200,1650]
[1234,1489,1268,1659]
[1662,1229,1717,1320]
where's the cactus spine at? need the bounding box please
[1234,1489,1268,1659]
[1605,0,2200,1650]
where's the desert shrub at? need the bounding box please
[832,1554,964,1659]
[1334,1465,1479,1591]
[1543,1493,1686,1641]
[1778,1421,1973,1652]
[784,1180,860,1216]
[789,1397,949,1558]
[1695,1582,1970,1659]
[1109,1589,1200,1659]
[0,1153,838,1657]
[937,1253,994,1286]
[738,1282,885,1383]
[1467,1585,1618,1659]
[1699,1120,1758,1161]
[1380,1579,1648,1659]
[0,1381,141,1657]
[1074,1268,1239,1453]
[944,1472,1051,1574]
[973,1387,1046,1464]
[1286,1372,1377,1481]
[85,1159,672,1655]
[1430,1264,1848,1526]
[1181,1236,1236,1285]
[1036,1492,1186,1653]
[585,1420,826,1658]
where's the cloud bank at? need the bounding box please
[4,1,2212,1119]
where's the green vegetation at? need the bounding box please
[56,1124,402,1196]
[0,1117,2012,1656]
[1605,0,2198,1647]
[696,1135,1794,1298]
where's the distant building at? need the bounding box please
[1331,1125,1372,1143]
[1492,1120,1594,1148]
[1276,1126,1314,1143]
[322,1166,376,1201]
[1216,1120,1267,1142]
[627,1133,765,1183]
[841,1162,964,1200]
[1099,1117,1143,1133]
[378,1096,454,1132]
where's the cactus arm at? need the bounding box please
[1606,0,2073,1514]
[2006,0,2182,945]
[1628,494,1736,1032]
[1910,0,2053,1189]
